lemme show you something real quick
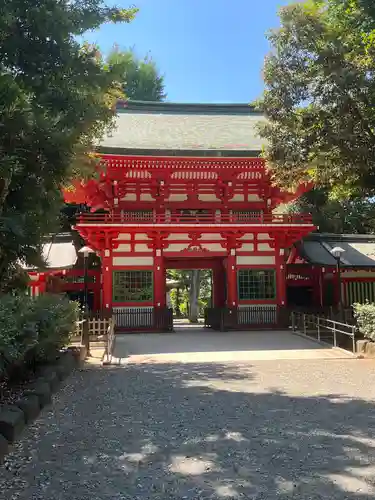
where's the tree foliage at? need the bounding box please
[167,269,212,321]
[257,0,375,195]
[0,294,79,380]
[107,47,166,101]
[286,188,375,234]
[0,1,138,290]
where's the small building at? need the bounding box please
[287,233,375,308]
[27,233,101,309]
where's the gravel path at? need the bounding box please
[1,358,375,499]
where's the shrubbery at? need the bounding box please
[353,302,375,341]
[0,294,79,380]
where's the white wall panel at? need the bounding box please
[140,193,155,201]
[239,233,255,240]
[239,243,255,252]
[201,243,225,252]
[134,233,150,240]
[236,255,275,265]
[231,194,244,202]
[113,244,131,253]
[118,233,131,240]
[258,233,271,240]
[167,233,190,241]
[201,233,224,240]
[258,243,273,251]
[164,244,188,252]
[113,256,154,266]
[121,193,136,201]
[166,194,187,202]
[198,193,220,202]
[134,244,152,252]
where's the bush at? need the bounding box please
[0,294,79,380]
[353,302,375,341]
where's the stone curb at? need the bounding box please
[0,345,86,464]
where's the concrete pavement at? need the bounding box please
[112,329,354,364]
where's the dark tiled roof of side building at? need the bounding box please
[297,233,375,267]
[98,100,266,153]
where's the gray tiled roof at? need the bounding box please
[99,101,265,152]
[23,233,78,271]
[299,234,375,267]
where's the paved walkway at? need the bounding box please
[113,329,353,364]
[1,339,375,499]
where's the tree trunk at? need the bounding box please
[175,287,181,317]
[189,270,200,323]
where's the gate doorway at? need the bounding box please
[165,257,226,328]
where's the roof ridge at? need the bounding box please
[116,100,261,115]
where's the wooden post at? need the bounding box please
[276,248,287,307]
[154,249,166,308]
[102,249,112,311]
[226,249,237,308]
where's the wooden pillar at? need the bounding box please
[154,249,166,307]
[38,273,47,295]
[312,266,321,307]
[275,247,287,306]
[102,249,112,311]
[226,249,238,308]
[93,281,101,311]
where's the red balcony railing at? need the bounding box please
[77,212,313,226]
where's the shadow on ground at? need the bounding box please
[2,360,375,499]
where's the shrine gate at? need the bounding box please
[64,100,315,330]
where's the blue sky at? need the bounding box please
[84,0,291,103]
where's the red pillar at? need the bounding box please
[93,282,101,311]
[154,249,166,307]
[36,273,47,295]
[226,249,238,308]
[312,267,321,307]
[276,248,287,306]
[102,249,112,311]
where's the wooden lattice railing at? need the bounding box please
[78,212,313,226]
[74,312,112,340]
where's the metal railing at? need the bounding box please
[291,311,357,353]
[104,318,116,364]
[77,212,313,226]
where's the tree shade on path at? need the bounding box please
[1,357,375,498]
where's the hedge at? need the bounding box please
[353,302,375,341]
[0,294,79,381]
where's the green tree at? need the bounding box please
[0,1,138,290]
[107,47,166,101]
[286,188,375,234]
[257,0,375,195]
[167,269,212,322]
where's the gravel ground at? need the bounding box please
[1,358,375,499]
